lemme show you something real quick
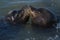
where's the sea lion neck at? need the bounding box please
[21,5,38,19]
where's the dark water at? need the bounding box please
[0,0,60,40]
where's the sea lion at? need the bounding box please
[1,5,57,27]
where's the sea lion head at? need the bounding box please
[6,10,18,24]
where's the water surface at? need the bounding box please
[0,0,60,40]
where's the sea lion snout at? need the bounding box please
[6,10,19,24]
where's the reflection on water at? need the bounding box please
[0,21,60,40]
